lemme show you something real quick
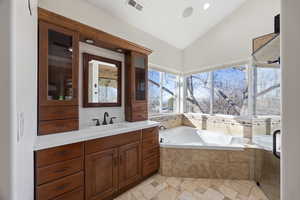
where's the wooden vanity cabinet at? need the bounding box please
[35,143,84,200]
[125,52,148,122]
[118,141,142,190]
[38,20,79,135]
[85,148,118,200]
[35,127,159,200]
[85,130,142,200]
[142,127,160,177]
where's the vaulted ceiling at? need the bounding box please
[85,0,247,49]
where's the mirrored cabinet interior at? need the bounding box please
[38,20,79,135]
[125,52,148,122]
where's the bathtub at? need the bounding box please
[159,126,257,180]
[159,126,245,150]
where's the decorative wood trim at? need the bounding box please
[252,33,278,54]
[38,7,153,55]
[82,53,122,107]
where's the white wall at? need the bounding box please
[11,0,38,199]
[79,43,125,127]
[38,0,183,72]
[183,0,280,73]
[0,0,13,199]
[281,1,300,199]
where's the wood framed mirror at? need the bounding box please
[83,53,122,107]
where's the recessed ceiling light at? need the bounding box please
[182,7,194,18]
[203,3,211,10]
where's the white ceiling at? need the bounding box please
[85,0,247,49]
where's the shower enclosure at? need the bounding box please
[251,32,281,200]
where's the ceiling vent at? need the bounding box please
[128,0,143,11]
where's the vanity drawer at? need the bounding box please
[142,136,159,150]
[143,146,159,160]
[132,111,147,121]
[39,119,79,135]
[142,127,158,140]
[36,172,83,200]
[36,158,84,185]
[132,102,147,112]
[53,187,84,200]
[143,155,159,177]
[39,106,78,121]
[85,130,141,154]
[36,143,84,167]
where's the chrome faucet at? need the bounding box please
[102,112,109,125]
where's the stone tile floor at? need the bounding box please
[114,174,269,200]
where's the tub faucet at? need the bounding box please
[159,125,167,130]
[102,112,109,125]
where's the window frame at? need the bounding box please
[148,68,180,116]
[184,65,280,117]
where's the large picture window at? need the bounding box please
[255,67,280,115]
[186,72,210,113]
[148,69,179,115]
[185,65,280,117]
[213,67,248,115]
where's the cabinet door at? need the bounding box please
[132,52,148,103]
[118,141,142,190]
[39,20,79,106]
[85,148,118,200]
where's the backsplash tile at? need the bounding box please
[79,42,125,128]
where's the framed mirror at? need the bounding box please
[83,53,122,107]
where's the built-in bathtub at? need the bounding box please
[159,126,256,180]
[160,126,245,150]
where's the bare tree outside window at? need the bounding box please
[148,69,179,115]
[213,67,248,115]
[186,72,210,113]
[256,67,280,115]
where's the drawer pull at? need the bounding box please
[57,150,68,156]
[54,167,70,173]
[56,183,70,191]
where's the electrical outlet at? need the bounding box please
[17,112,24,142]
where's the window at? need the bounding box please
[185,66,248,116]
[213,67,248,115]
[255,67,280,115]
[185,65,281,117]
[186,72,210,113]
[148,70,160,114]
[148,69,179,115]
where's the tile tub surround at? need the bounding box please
[114,174,269,200]
[160,147,259,180]
[150,114,183,129]
[182,113,281,138]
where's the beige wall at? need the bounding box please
[0,0,13,199]
[183,0,280,73]
[281,0,300,199]
[12,0,38,199]
[38,0,183,72]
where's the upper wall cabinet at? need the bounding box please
[39,21,79,106]
[125,52,148,122]
[38,21,79,135]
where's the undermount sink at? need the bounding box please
[89,123,129,130]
